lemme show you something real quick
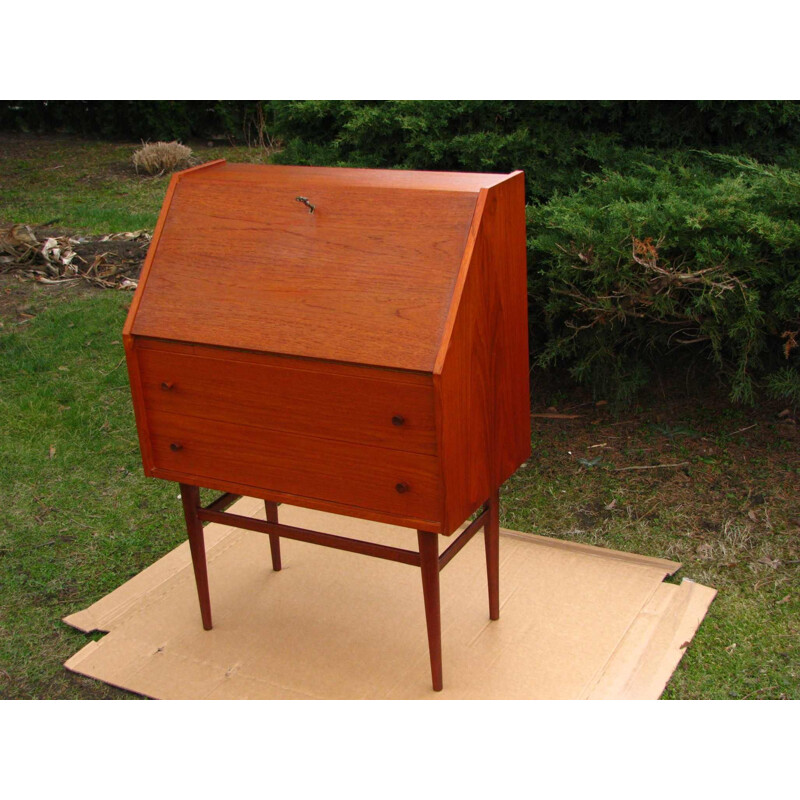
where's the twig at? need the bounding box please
[613,462,689,472]
[102,354,126,376]
[728,423,757,437]
[531,413,583,420]
[618,497,662,531]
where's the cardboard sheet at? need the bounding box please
[63,498,715,699]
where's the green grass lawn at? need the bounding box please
[0,134,797,699]
[0,133,271,233]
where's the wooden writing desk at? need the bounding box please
[124,162,530,691]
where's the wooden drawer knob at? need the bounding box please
[169,442,183,452]
[391,415,405,426]
[161,381,174,391]
[395,482,409,494]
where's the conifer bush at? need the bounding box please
[528,152,800,404]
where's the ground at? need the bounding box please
[0,132,798,699]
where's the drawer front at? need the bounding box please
[138,346,436,455]
[148,410,442,522]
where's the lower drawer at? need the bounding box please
[148,410,442,523]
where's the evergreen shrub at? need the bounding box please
[528,151,800,404]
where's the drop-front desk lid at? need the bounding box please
[131,162,515,372]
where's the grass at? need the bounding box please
[502,412,800,700]
[1,134,798,699]
[0,133,271,234]
[0,290,174,697]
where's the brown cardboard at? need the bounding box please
[63,497,715,699]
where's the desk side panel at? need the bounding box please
[436,172,531,534]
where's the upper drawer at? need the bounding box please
[136,342,436,455]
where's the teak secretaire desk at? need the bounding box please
[123,162,530,691]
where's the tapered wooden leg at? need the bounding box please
[265,500,282,571]
[179,483,213,630]
[418,530,443,692]
[484,489,500,621]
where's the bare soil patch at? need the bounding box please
[1,222,148,297]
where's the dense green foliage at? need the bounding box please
[3,100,799,404]
[269,100,800,203]
[528,152,800,404]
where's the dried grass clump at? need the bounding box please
[132,141,193,175]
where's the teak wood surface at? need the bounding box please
[124,163,530,690]
[138,340,436,455]
[132,174,479,372]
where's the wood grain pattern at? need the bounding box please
[433,189,488,374]
[150,466,443,533]
[123,160,227,474]
[132,174,478,371]
[138,345,436,455]
[122,159,225,340]
[180,162,511,192]
[148,408,442,522]
[434,171,531,534]
[134,337,433,383]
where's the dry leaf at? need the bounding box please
[48,444,56,459]
[41,238,61,262]
[725,643,737,654]
[100,230,150,242]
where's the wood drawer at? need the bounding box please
[147,409,442,522]
[138,345,436,455]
